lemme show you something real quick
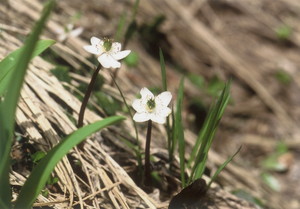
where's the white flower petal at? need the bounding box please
[155,106,171,117]
[98,54,121,68]
[111,42,121,53]
[140,87,154,100]
[133,112,150,122]
[150,114,166,124]
[83,45,99,55]
[111,50,131,60]
[70,27,83,37]
[132,99,146,113]
[66,24,74,31]
[91,36,102,45]
[58,34,67,42]
[155,91,172,106]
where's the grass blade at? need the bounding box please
[159,48,167,91]
[0,40,56,96]
[159,48,173,164]
[0,1,55,208]
[174,77,186,187]
[207,146,242,188]
[189,80,231,182]
[14,116,125,209]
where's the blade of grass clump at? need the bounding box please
[175,77,186,187]
[14,116,125,209]
[170,105,176,163]
[189,80,231,182]
[193,81,230,179]
[207,146,242,189]
[192,81,231,179]
[0,40,55,96]
[0,1,55,208]
[159,48,167,91]
[159,48,173,164]
[187,104,213,167]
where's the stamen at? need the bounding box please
[103,38,112,51]
[146,99,156,112]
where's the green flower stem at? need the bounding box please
[144,120,152,185]
[77,64,102,128]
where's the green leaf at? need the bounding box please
[174,77,186,187]
[31,151,46,164]
[189,80,231,182]
[0,1,55,208]
[124,51,139,67]
[276,25,292,41]
[232,190,265,207]
[50,65,71,83]
[94,92,121,115]
[207,146,241,188]
[261,172,281,191]
[187,73,205,90]
[0,39,56,96]
[14,116,125,209]
[159,48,167,91]
[261,141,288,172]
[159,48,173,165]
[47,176,59,185]
[275,70,292,85]
[207,76,225,97]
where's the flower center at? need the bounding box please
[146,99,156,112]
[103,38,112,51]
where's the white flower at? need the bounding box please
[56,24,83,42]
[83,36,131,69]
[132,87,172,124]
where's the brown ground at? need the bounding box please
[1,0,300,208]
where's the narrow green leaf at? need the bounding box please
[207,146,241,188]
[187,73,205,90]
[169,105,176,162]
[261,172,281,191]
[159,48,173,165]
[0,39,56,96]
[175,77,186,187]
[193,81,230,179]
[159,48,167,91]
[0,1,55,208]
[189,80,231,182]
[14,116,125,209]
